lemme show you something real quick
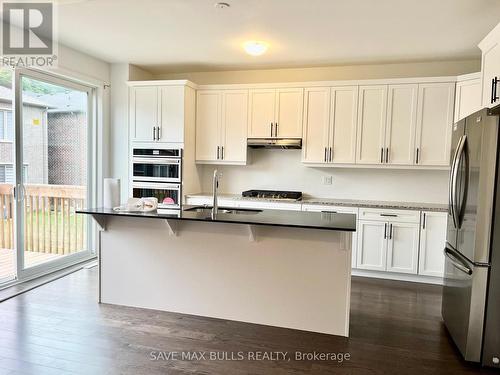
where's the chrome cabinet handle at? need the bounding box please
[153,127,156,141]
[492,77,499,104]
[329,147,332,162]
[221,146,224,160]
[380,213,397,217]
[270,122,274,137]
[324,147,327,162]
[157,126,161,141]
[275,123,278,137]
[389,223,393,240]
[385,148,389,163]
[380,148,384,163]
[217,146,220,160]
[384,223,387,239]
[416,148,420,164]
[422,213,426,229]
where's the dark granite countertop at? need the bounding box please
[77,206,356,232]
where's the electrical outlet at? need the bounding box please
[323,176,333,185]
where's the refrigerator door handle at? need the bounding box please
[457,137,469,227]
[444,246,473,275]
[451,136,466,228]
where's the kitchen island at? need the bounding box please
[78,206,356,336]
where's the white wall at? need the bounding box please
[109,64,153,201]
[153,59,479,84]
[200,150,449,204]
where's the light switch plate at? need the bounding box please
[323,176,333,185]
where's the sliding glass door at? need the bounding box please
[13,69,94,280]
[0,67,16,285]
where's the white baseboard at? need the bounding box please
[352,269,443,285]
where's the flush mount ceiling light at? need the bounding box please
[214,2,230,9]
[243,41,269,56]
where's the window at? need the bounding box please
[0,164,28,184]
[0,110,13,141]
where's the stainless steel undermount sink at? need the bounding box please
[184,206,262,215]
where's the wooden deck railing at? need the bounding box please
[0,184,86,254]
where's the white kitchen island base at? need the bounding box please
[96,215,353,336]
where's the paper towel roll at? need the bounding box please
[103,178,120,209]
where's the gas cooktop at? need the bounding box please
[242,190,302,201]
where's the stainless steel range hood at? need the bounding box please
[247,138,302,149]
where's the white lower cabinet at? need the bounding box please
[386,222,420,274]
[418,211,447,277]
[356,208,421,275]
[356,220,387,271]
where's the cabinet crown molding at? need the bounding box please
[126,76,457,91]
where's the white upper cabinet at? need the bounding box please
[356,85,388,164]
[159,86,185,143]
[302,86,358,164]
[130,86,159,142]
[330,86,358,164]
[479,22,500,108]
[385,84,418,165]
[221,90,248,164]
[275,88,304,138]
[415,83,455,166]
[248,89,276,138]
[130,85,186,143]
[454,73,482,122]
[196,90,221,162]
[302,87,331,163]
[248,88,303,138]
[196,90,248,164]
[418,211,447,277]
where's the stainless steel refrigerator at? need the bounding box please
[442,106,500,367]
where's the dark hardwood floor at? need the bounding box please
[0,269,496,374]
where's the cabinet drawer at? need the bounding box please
[238,200,302,211]
[302,204,358,215]
[358,208,420,223]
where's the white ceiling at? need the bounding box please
[53,0,500,73]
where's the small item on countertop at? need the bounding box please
[103,178,120,209]
[113,197,158,212]
[162,197,175,205]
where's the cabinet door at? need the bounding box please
[455,78,481,122]
[221,90,248,164]
[159,86,184,143]
[330,86,358,164]
[248,89,276,138]
[130,86,158,142]
[385,84,418,165]
[418,211,447,277]
[415,83,454,166]
[356,85,388,164]
[195,90,222,162]
[386,222,420,274]
[275,88,303,138]
[302,87,330,163]
[481,44,500,108]
[356,220,387,271]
